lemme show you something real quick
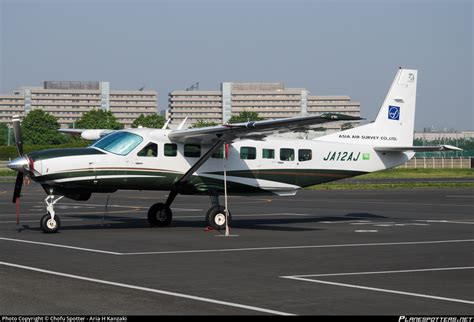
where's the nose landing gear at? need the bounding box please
[40,195,64,233]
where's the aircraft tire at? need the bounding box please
[148,203,172,227]
[205,206,231,231]
[40,213,61,233]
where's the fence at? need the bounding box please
[0,161,9,170]
[398,157,472,169]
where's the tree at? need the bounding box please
[0,123,11,146]
[22,109,71,145]
[131,114,165,129]
[75,109,123,130]
[191,120,219,128]
[227,111,263,124]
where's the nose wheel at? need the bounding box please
[40,212,61,233]
[40,195,64,233]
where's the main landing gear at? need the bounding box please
[147,203,173,227]
[40,195,64,233]
[206,195,231,231]
[147,193,231,231]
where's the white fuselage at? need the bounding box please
[32,128,413,196]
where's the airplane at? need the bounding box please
[7,68,461,233]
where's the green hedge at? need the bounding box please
[0,141,90,160]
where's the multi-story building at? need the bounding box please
[168,82,360,131]
[0,81,158,128]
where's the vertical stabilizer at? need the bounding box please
[317,68,417,146]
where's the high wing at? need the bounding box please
[168,113,362,144]
[374,145,462,152]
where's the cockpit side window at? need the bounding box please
[92,132,143,156]
[137,143,158,157]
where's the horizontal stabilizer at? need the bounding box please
[374,145,462,152]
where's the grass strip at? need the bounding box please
[357,168,473,179]
[307,182,474,190]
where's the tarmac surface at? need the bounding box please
[0,182,473,315]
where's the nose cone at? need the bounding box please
[8,156,29,174]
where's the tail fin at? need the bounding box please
[318,68,417,146]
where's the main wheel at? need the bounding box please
[205,206,231,231]
[40,213,61,233]
[148,203,172,227]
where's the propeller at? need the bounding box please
[13,173,23,226]
[12,172,24,204]
[12,116,23,156]
[10,116,26,227]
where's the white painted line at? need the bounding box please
[120,239,474,256]
[2,237,473,256]
[0,219,83,224]
[308,199,474,208]
[62,203,203,212]
[0,261,294,316]
[282,277,474,305]
[281,267,474,305]
[354,230,378,233]
[0,237,121,255]
[416,220,474,225]
[284,266,474,278]
[0,212,326,221]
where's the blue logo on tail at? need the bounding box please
[388,105,400,120]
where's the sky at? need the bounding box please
[0,0,472,131]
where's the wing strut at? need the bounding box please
[164,137,225,208]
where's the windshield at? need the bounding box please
[92,132,143,156]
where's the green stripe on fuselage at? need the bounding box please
[28,147,105,161]
[35,169,268,195]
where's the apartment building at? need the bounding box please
[168,82,360,131]
[0,81,158,128]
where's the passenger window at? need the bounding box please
[280,148,295,161]
[262,148,275,159]
[212,146,224,159]
[184,144,201,158]
[137,143,158,157]
[240,146,256,160]
[298,149,312,161]
[164,143,177,157]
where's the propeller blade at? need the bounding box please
[12,116,23,156]
[12,172,24,204]
[16,197,21,226]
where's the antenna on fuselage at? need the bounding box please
[177,116,188,130]
[162,118,171,130]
